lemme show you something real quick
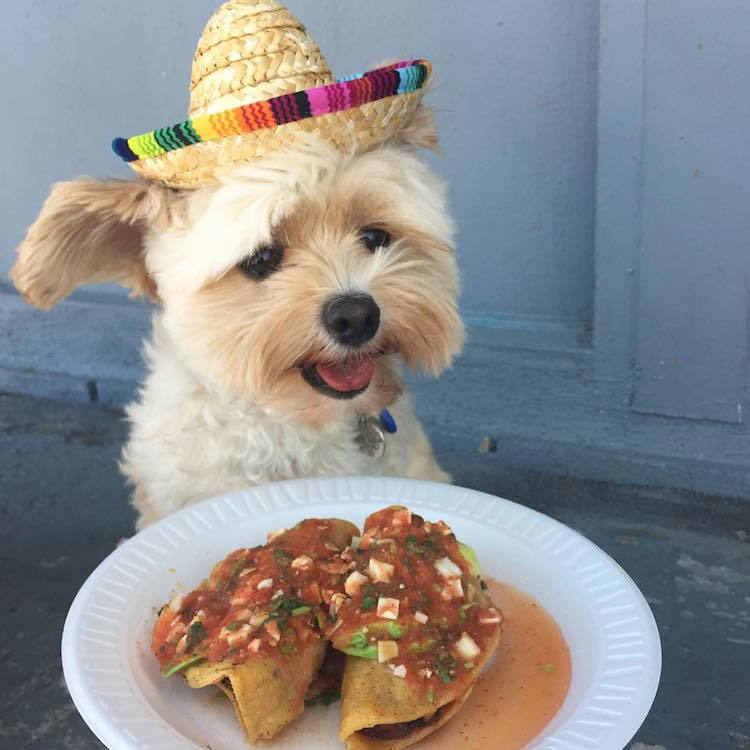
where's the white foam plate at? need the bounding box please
[62,476,660,750]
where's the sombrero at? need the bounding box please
[112,0,431,189]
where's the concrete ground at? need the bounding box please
[0,392,748,750]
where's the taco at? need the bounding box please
[330,506,502,749]
[152,517,358,741]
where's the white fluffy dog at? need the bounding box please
[11,109,464,529]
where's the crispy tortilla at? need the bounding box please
[155,517,359,742]
[339,624,500,749]
[336,507,502,749]
[184,639,326,742]
[339,656,471,749]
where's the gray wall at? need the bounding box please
[2,1,750,496]
[1,0,598,321]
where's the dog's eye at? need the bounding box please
[238,243,284,280]
[359,228,391,253]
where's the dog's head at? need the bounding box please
[11,108,463,426]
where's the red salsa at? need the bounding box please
[330,507,503,704]
[152,519,355,676]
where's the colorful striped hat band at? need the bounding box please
[113,59,431,165]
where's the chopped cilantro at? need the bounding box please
[541,663,554,673]
[408,639,436,653]
[272,597,307,613]
[230,558,252,580]
[427,687,435,704]
[406,540,425,557]
[273,548,293,567]
[224,621,244,631]
[464,661,475,670]
[435,650,456,683]
[186,621,207,652]
[280,643,298,655]
[405,534,438,558]
[360,596,377,610]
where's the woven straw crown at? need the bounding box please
[114,0,431,188]
[188,0,333,117]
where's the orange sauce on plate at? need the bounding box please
[428,579,571,749]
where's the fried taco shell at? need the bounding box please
[184,639,326,741]
[339,655,472,749]
[334,506,502,749]
[339,623,500,749]
[153,517,359,742]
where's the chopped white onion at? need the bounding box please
[376,597,400,620]
[369,558,395,583]
[434,557,462,579]
[291,555,313,570]
[391,664,407,678]
[454,632,481,660]
[344,571,369,596]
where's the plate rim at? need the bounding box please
[61,475,662,750]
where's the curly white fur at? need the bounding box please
[12,122,462,531]
[123,317,448,529]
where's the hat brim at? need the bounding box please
[113,59,430,189]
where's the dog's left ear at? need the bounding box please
[395,104,440,152]
[10,178,178,309]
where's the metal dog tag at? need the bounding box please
[355,415,386,458]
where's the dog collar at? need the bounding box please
[355,409,397,458]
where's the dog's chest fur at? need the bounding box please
[121,319,415,526]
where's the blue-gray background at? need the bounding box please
[2,0,749,497]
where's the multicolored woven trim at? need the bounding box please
[112,59,430,163]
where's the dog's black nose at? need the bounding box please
[323,294,380,346]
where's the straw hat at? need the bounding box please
[112,0,431,188]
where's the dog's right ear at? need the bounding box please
[10,178,178,309]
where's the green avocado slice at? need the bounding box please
[458,542,481,578]
[341,644,378,660]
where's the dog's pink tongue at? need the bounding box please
[316,356,374,392]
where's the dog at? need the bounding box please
[11,118,463,529]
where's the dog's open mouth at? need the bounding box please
[301,355,374,399]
